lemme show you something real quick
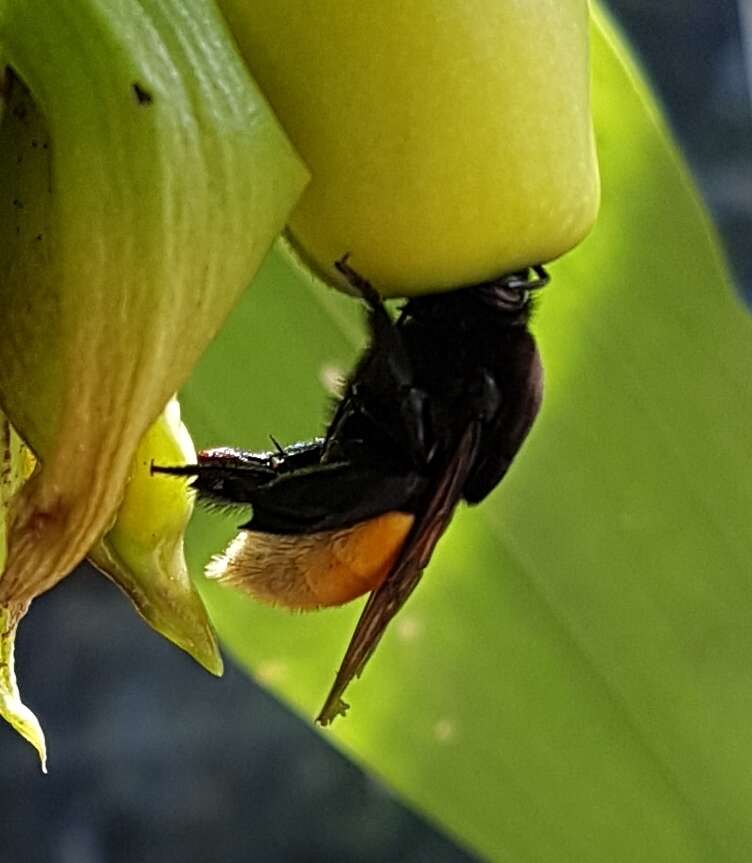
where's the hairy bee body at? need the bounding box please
[157,260,547,722]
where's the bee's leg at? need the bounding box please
[152,440,326,507]
[349,384,432,470]
[334,254,415,402]
[157,442,426,532]
[333,256,432,467]
[241,461,428,534]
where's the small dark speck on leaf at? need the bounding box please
[132,82,153,105]
[35,234,43,242]
[12,198,23,209]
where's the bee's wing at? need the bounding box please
[316,421,482,725]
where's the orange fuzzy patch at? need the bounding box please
[207,511,414,610]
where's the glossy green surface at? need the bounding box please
[183,11,752,862]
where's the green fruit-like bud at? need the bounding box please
[218,0,600,296]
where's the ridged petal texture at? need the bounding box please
[0,0,308,761]
[0,0,307,605]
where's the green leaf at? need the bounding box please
[181,10,751,863]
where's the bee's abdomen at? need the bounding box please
[206,511,414,610]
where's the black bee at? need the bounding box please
[155,256,547,724]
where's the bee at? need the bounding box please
[155,256,547,724]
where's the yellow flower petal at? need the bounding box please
[89,399,223,676]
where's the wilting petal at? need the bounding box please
[0,415,45,769]
[0,605,46,772]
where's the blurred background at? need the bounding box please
[3,3,751,862]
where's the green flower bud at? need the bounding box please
[218,0,600,296]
